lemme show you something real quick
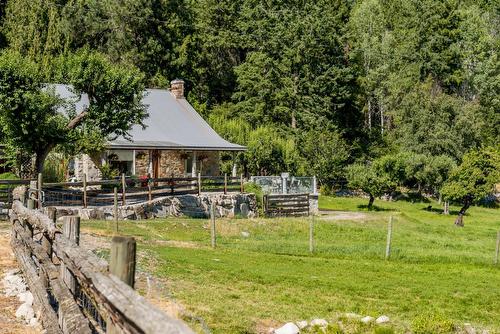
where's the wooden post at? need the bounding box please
[83,173,88,208]
[443,201,449,215]
[171,173,175,195]
[385,216,393,260]
[109,236,136,288]
[197,172,202,195]
[224,173,227,194]
[37,172,43,209]
[240,174,244,193]
[27,199,35,210]
[61,216,80,293]
[147,173,152,202]
[47,207,57,223]
[63,216,80,245]
[495,231,500,266]
[114,187,119,234]
[210,202,216,248]
[309,214,314,254]
[121,173,126,206]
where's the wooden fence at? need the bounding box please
[0,173,244,208]
[9,189,194,334]
[263,193,310,217]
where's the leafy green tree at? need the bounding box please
[299,129,350,186]
[346,162,393,209]
[0,50,146,176]
[441,147,500,226]
[244,127,303,176]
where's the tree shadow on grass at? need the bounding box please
[420,206,460,215]
[357,205,393,212]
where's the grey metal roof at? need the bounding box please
[52,84,245,151]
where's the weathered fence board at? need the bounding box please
[10,190,195,334]
[263,193,310,217]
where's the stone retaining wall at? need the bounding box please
[48,193,257,220]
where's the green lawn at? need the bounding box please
[82,196,500,334]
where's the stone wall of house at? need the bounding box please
[73,154,101,182]
[159,150,185,177]
[49,193,257,220]
[135,150,149,176]
[201,151,219,176]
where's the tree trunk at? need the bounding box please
[33,145,55,178]
[454,198,471,227]
[368,194,375,209]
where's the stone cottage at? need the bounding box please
[55,80,245,181]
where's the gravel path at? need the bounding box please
[0,221,42,334]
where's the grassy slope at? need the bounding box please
[82,197,500,333]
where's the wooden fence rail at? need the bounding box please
[0,174,245,209]
[9,188,194,334]
[263,193,310,217]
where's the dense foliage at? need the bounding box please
[0,0,498,201]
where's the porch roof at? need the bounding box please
[53,85,246,152]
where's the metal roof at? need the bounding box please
[53,84,246,151]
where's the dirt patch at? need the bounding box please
[319,211,372,221]
[0,222,41,334]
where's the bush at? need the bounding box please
[411,313,455,334]
[243,182,264,215]
[42,154,69,183]
[320,184,334,196]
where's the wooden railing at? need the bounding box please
[9,188,194,334]
[0,173,244,208]
[263,193,310,217]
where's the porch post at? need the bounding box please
[148,150,153,176]
[231,152,237,177]
[191,151,197,177]
[131,149,136,175]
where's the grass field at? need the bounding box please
[82,196,500,333]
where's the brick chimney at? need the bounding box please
[170,79,185,99]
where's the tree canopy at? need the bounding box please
[0,0,498,209]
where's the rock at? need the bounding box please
[310,318,328,327]
[29,317,39,327]
[274,322,300,334]
[241,231,250,238]
[361,316,374,324]
[15,303,34,321]
[240,203,250,218]
[296,320,308,329]
[464,323,476,334]
[19,291,34,305]
[376,316,390,324]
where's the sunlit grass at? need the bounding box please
[82,196,500,333]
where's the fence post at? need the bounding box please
[109,236,136,288]
[27,199,35,210]
[121,173,126,206]
[171,173,175,195]
[83,173,88,208]
[385,216,393,260]
[224,173,227,194]
[62,216,80,293]
[198,172,201,195]
[309,214,314,254]
[37,173,43,209]
[210,201,216,248]
[240,174,244,193]
[63,216,81,246]
[147,173,152,202]
[495,231,500,266]
[114,187,119,233]
[312,175,318,195]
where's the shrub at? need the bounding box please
[411,313,455,334]
[243,182,264,215]
[320,184,334,196]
